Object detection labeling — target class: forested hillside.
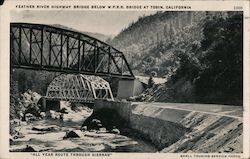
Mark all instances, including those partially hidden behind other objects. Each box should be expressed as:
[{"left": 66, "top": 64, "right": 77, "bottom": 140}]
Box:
[
  {"left": 53, "top": 24, "right": 112, "bottom": 42},
  {"left": 111, "top": 11, "right": 204, "bottom": 76},
  {"left": 112, "top": 11, "right": 243, "bottom": 105}
]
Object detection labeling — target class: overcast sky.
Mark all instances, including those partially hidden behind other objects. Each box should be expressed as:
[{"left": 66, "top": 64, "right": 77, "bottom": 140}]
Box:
[{"left": 11, "top": 10, "right": 156, "bottom": 35}]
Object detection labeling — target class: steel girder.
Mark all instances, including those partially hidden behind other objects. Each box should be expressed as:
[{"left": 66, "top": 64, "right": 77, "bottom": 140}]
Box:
[
  {"left": 10, "top": 23, "right": 135, "bottom": 79},
  {"left": 46, "top": 74, "right": 114, "bottom": 102}
]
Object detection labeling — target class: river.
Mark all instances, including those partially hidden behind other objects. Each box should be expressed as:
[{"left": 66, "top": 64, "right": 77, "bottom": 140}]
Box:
[{"left": 10, "top": 107, "right": 157, "bottom": 152}]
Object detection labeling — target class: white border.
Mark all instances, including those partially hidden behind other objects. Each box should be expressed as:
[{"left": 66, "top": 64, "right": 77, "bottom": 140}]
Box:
[{"left": 0, "top": 1, "right": 249, "bottom": 159}]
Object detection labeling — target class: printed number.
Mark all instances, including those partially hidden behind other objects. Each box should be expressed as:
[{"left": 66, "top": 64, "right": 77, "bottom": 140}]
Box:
[{"left": 234, "top": 6, "right": 243, "bottom": 10}]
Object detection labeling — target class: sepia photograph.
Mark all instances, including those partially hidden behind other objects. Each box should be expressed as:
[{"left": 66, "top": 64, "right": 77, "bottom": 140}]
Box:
[{"left": 8, "top": 9, "right": 244, "bottom": 154}]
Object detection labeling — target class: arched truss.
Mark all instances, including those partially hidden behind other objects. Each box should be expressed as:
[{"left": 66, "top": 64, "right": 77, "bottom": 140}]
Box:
[
  {"left": 10, "top": 23, "right": 134, "bottom": 79},
  {"left": 46, "top": 74, "right": 114, "bottom": 103}
]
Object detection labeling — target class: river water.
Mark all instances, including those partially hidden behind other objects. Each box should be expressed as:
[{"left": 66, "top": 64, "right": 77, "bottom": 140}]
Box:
[{"left": 10, "top": 110, "right": 157, "bottom": 152}]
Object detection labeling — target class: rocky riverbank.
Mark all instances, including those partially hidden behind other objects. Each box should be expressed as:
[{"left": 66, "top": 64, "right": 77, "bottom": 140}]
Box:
[{"left": 10, "top": 104, "right": 157, "bottom": 152}]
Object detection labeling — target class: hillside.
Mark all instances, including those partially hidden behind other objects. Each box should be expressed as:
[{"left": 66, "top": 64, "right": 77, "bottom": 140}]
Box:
[
  {"left": 112, "top": 11, "right": 243, "bottom": 105},
  {"left": 53, "top": 24, "right": 112, "bottom": 42},
  {"left": 111, "top": 11, "right": 205, "bottom": 76}
]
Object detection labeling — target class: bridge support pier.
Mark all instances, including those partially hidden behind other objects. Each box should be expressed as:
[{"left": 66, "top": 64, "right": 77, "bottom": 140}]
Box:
[
  {"left": 40, "top": 97, "right": 46, "bottom": 112},
  {"left": 117, "top": 79, "right": 145, "bottom": 99},
  {"left": 39, "top": 97, "right": 60, "bottom": 112},
  {"left": 46, "top": 100, "right": 60, "bottom": 111}
]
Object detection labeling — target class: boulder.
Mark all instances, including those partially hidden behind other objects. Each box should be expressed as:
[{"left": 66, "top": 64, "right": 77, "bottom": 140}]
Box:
[
  {"left": 87, "top": 119, "right": 103, "bottom": 130},
  {"left": 97, "top": 127, "right": 107, "bottom": 133},
  {"left": 50, "top": 110, "right": 60, "bottom": 119},
  {"left": 63, "top": 130, "right": 80, "bottom": 139},
  {"left": 25, "top": 113, "right": 36, "bottom": 122},
  {"left": 32, "top": 126, "right": 57, "bottom": 132},
  {"left": 110, "top": 128, "right": 120, "bottom": 134},
  {"left": 81, "top": 108, "right": 128, "bottom": 131},
  {"left": 59, "top": 108, "right": 69, "bottom": 114},
  {"left": 80, "top": 126, "right": 87, "bottom": 132},
  {"left": 92, "top": 119, "right": 101, "bottom": 124},
  {"left": 40, "top": 112, "right": 46, "bottom": 118},
  {"left": 13, "top": 131, "right": 25, "bottom": 139},
  {"left": 25, "top": 113, "right": 34, "bottom": 118},
  {"left": 23, "top": 145, "right": 36, "bottom": 152},
  {"left": 12, "top": 119, "right": 21, "bottom": 126}
]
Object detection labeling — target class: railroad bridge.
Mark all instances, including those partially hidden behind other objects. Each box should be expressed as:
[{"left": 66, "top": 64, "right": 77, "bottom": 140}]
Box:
[{"left": 10, "top": 23, "right": 138, "bottom": 106}]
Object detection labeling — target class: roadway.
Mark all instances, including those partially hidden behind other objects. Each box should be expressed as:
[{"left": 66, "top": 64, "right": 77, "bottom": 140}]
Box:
[{"left": 132, "top": 102, "right": 243, "bottom": 120}]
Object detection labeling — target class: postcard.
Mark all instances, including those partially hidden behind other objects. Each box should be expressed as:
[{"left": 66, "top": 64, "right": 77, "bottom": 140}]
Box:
[{"left": 0, "top": 0, "right": 249, "bottom": 159}]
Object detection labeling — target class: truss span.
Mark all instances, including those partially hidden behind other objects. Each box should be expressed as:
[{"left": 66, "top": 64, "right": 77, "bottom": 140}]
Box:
[
  {"left": 46, "top": 74, "right": 114, "bottom": 103},
  {"left": 10, "top": 23, "right": 134, "bottom": 79}
]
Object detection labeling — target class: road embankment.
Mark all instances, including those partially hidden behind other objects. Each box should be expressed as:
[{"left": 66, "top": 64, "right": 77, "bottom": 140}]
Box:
[{"left": 94, "top": 100, "right": 243, "bottom": 153}]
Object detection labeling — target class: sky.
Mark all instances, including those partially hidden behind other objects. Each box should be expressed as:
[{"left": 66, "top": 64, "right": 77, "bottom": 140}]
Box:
[{"left": 11, "top": 10, "right": 156, "bottom": 36}]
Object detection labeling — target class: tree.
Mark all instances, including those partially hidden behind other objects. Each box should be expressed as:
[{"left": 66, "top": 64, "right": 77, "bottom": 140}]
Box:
[
  {"left": 195, "top": 13, "right": 243, "bottom": 105},
  {"left": 148, "top": 71, "right": 157, "bottom": 88}
]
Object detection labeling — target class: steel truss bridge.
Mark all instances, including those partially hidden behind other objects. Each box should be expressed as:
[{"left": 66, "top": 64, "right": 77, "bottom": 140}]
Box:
[
  {"left": 10, "top": 23, "right": 134, "bottom": 79},
  {"left": 46, "top": 74, "right": 114, "bottom": 103}
]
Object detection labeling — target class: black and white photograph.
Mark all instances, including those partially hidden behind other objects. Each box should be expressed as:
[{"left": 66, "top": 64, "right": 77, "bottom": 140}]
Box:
[{"left": 7, "top": 6, "right": 246, "bottom": 156}]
